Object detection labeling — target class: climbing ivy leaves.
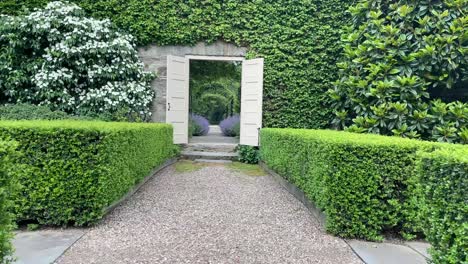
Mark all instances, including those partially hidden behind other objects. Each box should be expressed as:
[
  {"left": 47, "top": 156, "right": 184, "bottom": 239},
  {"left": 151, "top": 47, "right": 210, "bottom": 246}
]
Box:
[{"left": 0, "top": 0, "right": 353, "bottom": 129}]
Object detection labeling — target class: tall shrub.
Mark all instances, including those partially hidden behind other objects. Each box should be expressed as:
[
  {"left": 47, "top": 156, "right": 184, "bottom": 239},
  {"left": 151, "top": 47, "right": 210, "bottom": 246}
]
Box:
[
  {"left": 0, "top": 2, "right": 154, "bottom": 120},
  {"left": 329, "top": 0, "right": 467, "bottom": 143}
]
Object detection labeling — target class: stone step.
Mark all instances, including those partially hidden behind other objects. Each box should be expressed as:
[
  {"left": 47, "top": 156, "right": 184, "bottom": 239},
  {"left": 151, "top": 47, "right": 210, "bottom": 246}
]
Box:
[
  {"left": 209, "top": 125, "right": 222, "bottom": 134},
  {"left": 184, "top": 143, "right": 237, "bottom": 153},
  {"left": 194, "top": 159, "right": 233, "bottom": 164},
  {"left": 181, "top": 151, "right": 238, "bottom": 161},
  {"left": 190, "top": 135, "right": 238, "bottom": 144}
]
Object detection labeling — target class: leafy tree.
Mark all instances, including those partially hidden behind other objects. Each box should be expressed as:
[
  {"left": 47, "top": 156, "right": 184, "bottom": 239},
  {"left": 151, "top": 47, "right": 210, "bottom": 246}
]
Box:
[
  {"left": 0, "top": 1, "right": 154, "bottom": 120},
  {"left": 330, "top": 0, "right": 468, "bottom": 143}
]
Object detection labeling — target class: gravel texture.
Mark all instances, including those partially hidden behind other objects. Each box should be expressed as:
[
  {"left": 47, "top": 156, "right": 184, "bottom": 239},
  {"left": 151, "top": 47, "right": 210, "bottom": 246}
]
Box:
[{"left": 56, "top": 164, "right": 362, "bottom": 264}]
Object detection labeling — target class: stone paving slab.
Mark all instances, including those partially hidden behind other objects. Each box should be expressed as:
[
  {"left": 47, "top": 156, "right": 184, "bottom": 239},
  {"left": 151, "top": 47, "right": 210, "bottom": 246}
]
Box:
[
  {"left": 181, "top": 150, "right": 238, "bottom": 160},
  {"left": 56, "top": 164, "right": 362, "bottom": 264},
  {"left": 185, "top": 143, "right": 237, "bottom": 153},
  {"left": 194, "top": 158, "right": 233, "bottom": 164},
  {"left": 190, "top": 135, "right": 239, "bottom": 144},
  {"left": 347, "top": 240, "right": 428, "bottom": 264},
  {"left": 405, "top": 241, "right": 431, "bottom": 259},
  {"left": 13, "top": 229, "right": 85, "bottom": 264}
]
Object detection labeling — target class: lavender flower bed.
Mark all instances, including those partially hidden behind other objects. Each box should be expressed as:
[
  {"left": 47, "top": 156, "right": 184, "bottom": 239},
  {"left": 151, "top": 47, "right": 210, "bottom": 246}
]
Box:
[
  {"left": 190, "top": 114, "right": 210, "bottom": 136},
  {"left": 220, "top": 115, "right": 240, "bottom": 137}
]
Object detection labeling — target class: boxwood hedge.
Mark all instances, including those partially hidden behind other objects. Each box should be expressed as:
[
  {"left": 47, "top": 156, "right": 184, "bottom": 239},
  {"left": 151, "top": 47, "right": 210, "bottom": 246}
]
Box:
[
  {"left": 260, "top": 128, "right": 459, "bottom": 241},
  {"left": 0, "top": 140, "right": 18, "bottom": 263},
  {"left": 261, "top": 128, "right": 468, "bottom": 262},
  {"left": 418, "top": 148, "right": 467, "bottom": 264},
  {"left": 0, "top": 120, "right": 175, "bottom": 226}
]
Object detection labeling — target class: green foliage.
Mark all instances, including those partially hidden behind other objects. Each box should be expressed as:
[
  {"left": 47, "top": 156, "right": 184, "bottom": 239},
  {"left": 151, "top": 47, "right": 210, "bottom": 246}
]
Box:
[
  {"left": 417, "top": 148, "right": 468, "bottom": 264},
  {"left": 0, "top": 0, "right": 352, "bottom": 129},
  {"left": 0, "top": 104, "right": 70, "bottom": 120},
  {"left": 0, "top": 120, "right": 175, "bottom": 226},
  {"left": 174, "top": 160, "right": 204, "bottom": 173},
  {"left": 0, "top": 140, "right": 18, "bottom": 264},
  {"left": 190, "top": 60, "right": 241, "bottom": 84},
  {"left": 0, "top": 2, "right": 155, "bottom": 120},
  {"left": 0, "top": 103, "right": 144, "bottom": 122},
  {"left": 26, "top": 223, "right": 39, "bottom": 231},
  {"left": 260, "top": 128, "right": 454, "bottom": 240},
  {"left": 190, "top": 61, "right": 241, "bottom": 124},
  {"left": 330, "top": 0, "right": 468, "bottom": 143},
  {"left": 237, "top": 145, "right": 259, "bottom": 164},
  {"left": 228, "top": 162, "right": 266, "bottom": 176}
]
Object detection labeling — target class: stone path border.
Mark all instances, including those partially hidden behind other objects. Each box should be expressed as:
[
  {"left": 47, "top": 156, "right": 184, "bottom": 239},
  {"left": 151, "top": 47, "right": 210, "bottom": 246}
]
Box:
[
  {"left": 259, "top": 161, "right": 327, "bottom": 230},
  {"left": 103, "top": 158, "right": 177, "bottom": 214},
  {"left": 13, "top": 229, "right": 85, "bottom": 264}
]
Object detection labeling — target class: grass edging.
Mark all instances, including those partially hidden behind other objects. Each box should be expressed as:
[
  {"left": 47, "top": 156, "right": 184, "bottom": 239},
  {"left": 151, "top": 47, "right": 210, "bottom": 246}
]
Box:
[
  {"left": 259, "top": 161, "right": 326, "bottom": 230},
  {"left": 103, "top": 158, "right": 177, "bottom": 215}
]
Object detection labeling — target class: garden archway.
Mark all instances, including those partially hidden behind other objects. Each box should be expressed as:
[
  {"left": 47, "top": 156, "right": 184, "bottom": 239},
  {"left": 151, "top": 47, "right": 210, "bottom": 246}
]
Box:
[{"left": 139, "top": 40, "right": 264, "bottom": 146}]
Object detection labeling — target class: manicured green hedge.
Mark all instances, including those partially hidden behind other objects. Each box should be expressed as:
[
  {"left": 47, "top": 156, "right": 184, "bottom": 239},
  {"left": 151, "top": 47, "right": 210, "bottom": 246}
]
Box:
[
  {"left": 0, "top": 140, "right": 18, "bottom": 263},
  {"left": 0, "top": 120, "right": 175, "bottom": 226},
  {"left": 260, "top": 128, "right": 444, "bottom": 240},
  {"left": 0, "top": 0, "right": 352, "bottom": 129},
  {"left": 418, "top": 148, "right": 467, "bottom": 264}
]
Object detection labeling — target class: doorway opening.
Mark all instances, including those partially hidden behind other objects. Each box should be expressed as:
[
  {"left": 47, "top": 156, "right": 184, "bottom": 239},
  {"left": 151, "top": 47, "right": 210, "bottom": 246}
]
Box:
[
  {"left": 166, "top": 55, "right": 263, "bottom": 146},
  {"left": 189, "top": 59, "right": 241, "bottom": 144}
]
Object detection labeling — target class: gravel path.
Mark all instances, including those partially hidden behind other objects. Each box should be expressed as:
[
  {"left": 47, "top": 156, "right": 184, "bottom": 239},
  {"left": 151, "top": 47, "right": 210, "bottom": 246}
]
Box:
[{"left": 56, "top": 163, "right": 362, "bottom": 264}]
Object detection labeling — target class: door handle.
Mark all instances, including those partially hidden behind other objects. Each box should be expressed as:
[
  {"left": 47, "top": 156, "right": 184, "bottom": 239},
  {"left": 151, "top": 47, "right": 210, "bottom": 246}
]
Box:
[{"left": 168, "top": 103, "right": 171, "bottom": 111}]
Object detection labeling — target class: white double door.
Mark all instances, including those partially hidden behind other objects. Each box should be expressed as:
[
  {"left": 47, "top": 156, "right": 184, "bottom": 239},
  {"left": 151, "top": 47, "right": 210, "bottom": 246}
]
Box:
[{"left": 166, "top": 55, "right": 263, "bottom": 146}]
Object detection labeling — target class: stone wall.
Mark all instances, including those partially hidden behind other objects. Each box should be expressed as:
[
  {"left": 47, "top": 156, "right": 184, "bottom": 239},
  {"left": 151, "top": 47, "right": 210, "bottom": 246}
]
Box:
[{"left": 138, "top": 40, "right": 247, "bottom": 123}]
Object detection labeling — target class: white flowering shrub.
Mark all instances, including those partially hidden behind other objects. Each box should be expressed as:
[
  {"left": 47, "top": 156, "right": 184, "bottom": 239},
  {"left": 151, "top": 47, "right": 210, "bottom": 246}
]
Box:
[{"left": 0, "top": 1, "right": 154, "bottom": 120}]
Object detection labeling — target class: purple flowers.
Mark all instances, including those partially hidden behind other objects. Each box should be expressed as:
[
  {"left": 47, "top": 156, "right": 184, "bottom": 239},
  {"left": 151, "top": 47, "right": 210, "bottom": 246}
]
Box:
[
  {"left": 220, "top": 115, "right": 240, "bottom": 137},
  {"left": 190, "top": 113, "right": 210, "bottom": 136}
]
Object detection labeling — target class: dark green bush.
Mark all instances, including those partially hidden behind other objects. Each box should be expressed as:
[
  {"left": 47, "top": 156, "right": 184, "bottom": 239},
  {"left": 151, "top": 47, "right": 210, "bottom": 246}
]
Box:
[
  {"left": 0, "top": 104, "right": 70, "bottom": 120},
  {"left": 330, "top": 0, "right": 467, "bottom": 143},
  {"left": 0, "top": 0, "right": 353, "bottom": 129},
  {"left": 237, "top": 145, "right": 259, "bottom": 164},
  {"left": 0, "top": 103, "right": 151, "bottom": 123},
  {"left": 418, "top": 148, "right": 468, "bottom": 264},
  {"left": 0, "top": 120, "right": 175, "bottom": 226},
  {"left": 260, "top": 128, "right": 450, "bottom": 240},
  {"left": 0, "top": 140, "right": 18, "bottom": 264}
]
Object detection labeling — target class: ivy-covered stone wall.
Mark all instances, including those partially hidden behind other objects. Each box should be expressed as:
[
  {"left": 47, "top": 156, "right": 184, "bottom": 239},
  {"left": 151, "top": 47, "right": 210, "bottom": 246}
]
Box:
[
  {"left": 0, "top": 0, "right": 352, "bottom": 129},
  {"left": 138, "top": 40, "right": 247, "bottom": 123}
]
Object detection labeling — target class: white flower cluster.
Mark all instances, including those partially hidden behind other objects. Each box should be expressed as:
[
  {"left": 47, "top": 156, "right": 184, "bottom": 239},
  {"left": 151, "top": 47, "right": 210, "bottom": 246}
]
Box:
[
  {"left": 80, "top": 81, "right": 154, "bottom": 113},
  {"left": 12, "top": 1, "right": 155, "bottom": 117}
]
